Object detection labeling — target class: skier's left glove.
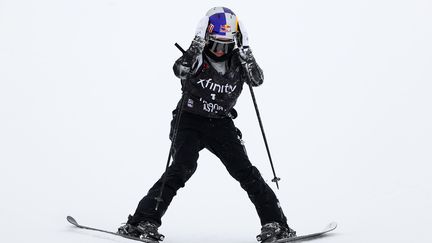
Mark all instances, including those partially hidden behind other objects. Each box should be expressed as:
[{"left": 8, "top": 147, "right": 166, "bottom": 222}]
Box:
[
  {"left": 236, "top": 20, "right": 264, "bottom": 86},
  {"left": 237, "top": 20, "right": 256, "bottom": 66}
]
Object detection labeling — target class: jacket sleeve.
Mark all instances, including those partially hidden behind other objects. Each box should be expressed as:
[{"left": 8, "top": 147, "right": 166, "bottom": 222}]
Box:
[{"left": 173, "top": 36, "right": 205, "bottom": 79}]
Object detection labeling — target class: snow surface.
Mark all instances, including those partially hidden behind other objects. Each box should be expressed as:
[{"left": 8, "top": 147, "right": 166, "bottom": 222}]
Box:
[{"left": 1, "top": 0, "right": 431, "bottom": 242}]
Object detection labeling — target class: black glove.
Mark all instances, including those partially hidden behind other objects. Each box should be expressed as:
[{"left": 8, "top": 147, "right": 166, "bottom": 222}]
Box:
[
  {"left": 173, "top": 16, "right": 208, "bottom": 79},
  {"left": 238, "top": 47, "right": 264, "bottom": 86},
  {"left": 238, "top": 47, "right": 254, "bottom": 65},
  {"left": 183, "top": 36, "right": 206, "bottom": 69}
]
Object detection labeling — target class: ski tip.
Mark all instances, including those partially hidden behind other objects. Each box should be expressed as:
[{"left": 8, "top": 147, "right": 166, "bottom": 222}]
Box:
[
  {"left": 326, "top": 222, "right": 338, "bottom": 231},
  {"left": 67, "top": 216, "right": 78, "bottom": 226}
]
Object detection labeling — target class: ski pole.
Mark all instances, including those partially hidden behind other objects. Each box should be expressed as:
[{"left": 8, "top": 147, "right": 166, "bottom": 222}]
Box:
[
  {"left": 154, "top": 95, "right": 185, "bottom": 211},
  {"left": 154, "top": 43, "right": 187, "bottom": 211},
  {"left": 242, "top": 63, "right": 281, "bottom": 189}
]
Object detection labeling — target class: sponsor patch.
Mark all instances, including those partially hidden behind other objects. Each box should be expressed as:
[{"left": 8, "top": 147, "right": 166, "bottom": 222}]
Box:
[
  {"left": 208, "top": 24, "right": 214, "bottom": 33},
  {"left": 220, "top": 24, "right": 231, "bottom": 33},
  {"left": 187, "top": 99, "right": 194, "bottom": 108}
]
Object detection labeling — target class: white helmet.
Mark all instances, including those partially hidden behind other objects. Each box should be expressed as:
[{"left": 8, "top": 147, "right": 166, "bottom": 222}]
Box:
[{"left": 206, "top": 7, "right": 239, "bottom": 41}]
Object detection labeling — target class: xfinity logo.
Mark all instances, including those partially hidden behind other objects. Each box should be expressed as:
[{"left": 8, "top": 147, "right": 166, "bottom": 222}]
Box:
[{"left": 197, "top": 78, "right": 237, "bottom": 94}]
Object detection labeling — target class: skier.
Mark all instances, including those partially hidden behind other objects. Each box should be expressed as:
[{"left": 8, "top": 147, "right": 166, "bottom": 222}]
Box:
[{"left": 117, "top": 7, "right": 296, "bottom": 243}]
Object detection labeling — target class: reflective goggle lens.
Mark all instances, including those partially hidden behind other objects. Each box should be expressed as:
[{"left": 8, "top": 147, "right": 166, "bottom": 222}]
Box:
[{"left": 208, "top": 39, "right": 235, "bottom": 54}]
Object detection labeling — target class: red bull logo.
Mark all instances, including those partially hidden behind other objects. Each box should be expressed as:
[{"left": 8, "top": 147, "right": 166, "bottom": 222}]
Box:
[{"left": 220, "top": 24, "right": 231, "bottom": 33}]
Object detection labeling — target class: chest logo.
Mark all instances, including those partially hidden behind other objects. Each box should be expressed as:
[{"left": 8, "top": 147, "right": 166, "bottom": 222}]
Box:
[{"left": 197, "top": 78, "right": 237, "bottom": 94}]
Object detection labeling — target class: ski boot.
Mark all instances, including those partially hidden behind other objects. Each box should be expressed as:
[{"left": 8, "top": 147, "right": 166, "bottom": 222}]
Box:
[
  {"left": 256, "top": 222, "right": 296, "bottom": 242},
  {"left": 118, "top": 216, "right": 165, "bottom": 242}
]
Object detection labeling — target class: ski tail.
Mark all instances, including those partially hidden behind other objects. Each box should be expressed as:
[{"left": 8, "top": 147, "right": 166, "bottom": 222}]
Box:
[{"left": 66, "top": 216, "right": 157, "bottom": 243}]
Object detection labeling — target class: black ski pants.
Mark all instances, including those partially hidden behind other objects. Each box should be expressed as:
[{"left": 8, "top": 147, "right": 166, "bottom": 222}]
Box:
[{"left": 129, "top": 111, "right": 288, "bottom": 228}]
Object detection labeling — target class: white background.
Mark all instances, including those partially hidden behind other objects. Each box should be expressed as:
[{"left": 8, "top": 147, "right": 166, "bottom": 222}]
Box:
[{"left": 1, "top": 0, "right": 431, "bottom": 242}]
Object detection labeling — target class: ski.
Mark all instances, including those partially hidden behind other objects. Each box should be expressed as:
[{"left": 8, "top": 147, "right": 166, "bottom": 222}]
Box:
[
  {"left": 270, "top": 222, "right": 337, "bottom": 242},
  {"left": 67, "top": 215, "right": 336, "bottom": 243},
  {"left": 66, "top": 216, "right": 158, "bottom": 243}
]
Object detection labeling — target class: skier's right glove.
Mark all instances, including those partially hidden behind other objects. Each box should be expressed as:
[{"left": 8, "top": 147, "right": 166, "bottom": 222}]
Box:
[{"left": 173, "top": 16, "right": 208, "bottom": 79}]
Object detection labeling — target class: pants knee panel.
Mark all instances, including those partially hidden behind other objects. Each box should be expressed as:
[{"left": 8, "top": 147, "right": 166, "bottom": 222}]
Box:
[
  {"left": 169, "top": 162, "right": 198, "bottom": 183},
  {"left": 234, "top": 166, "right": 263, "bottom": 188}
]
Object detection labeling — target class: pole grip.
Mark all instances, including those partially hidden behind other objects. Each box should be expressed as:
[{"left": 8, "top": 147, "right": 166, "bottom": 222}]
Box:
[
  {"left": 155, "top": 42, "right": 186, "bottom": 211},
  {"left": 175, "top": 43, "right": 186, "bottom": 53}
]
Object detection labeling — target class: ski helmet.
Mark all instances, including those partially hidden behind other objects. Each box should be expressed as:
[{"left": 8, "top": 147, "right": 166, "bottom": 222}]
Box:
[{"left": 206, "top": 7, "right": 239, "bottom": 41}]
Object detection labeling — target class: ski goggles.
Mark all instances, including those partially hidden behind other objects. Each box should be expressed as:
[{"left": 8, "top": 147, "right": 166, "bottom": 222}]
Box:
[{"left": 207, "top": 38, "right": 236, "bottom": 54}]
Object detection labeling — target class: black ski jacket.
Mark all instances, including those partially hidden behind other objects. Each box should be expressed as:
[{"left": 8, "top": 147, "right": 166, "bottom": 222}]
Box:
[{"left": 173, "top": 48, "right": 264, "bottom": 119}]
